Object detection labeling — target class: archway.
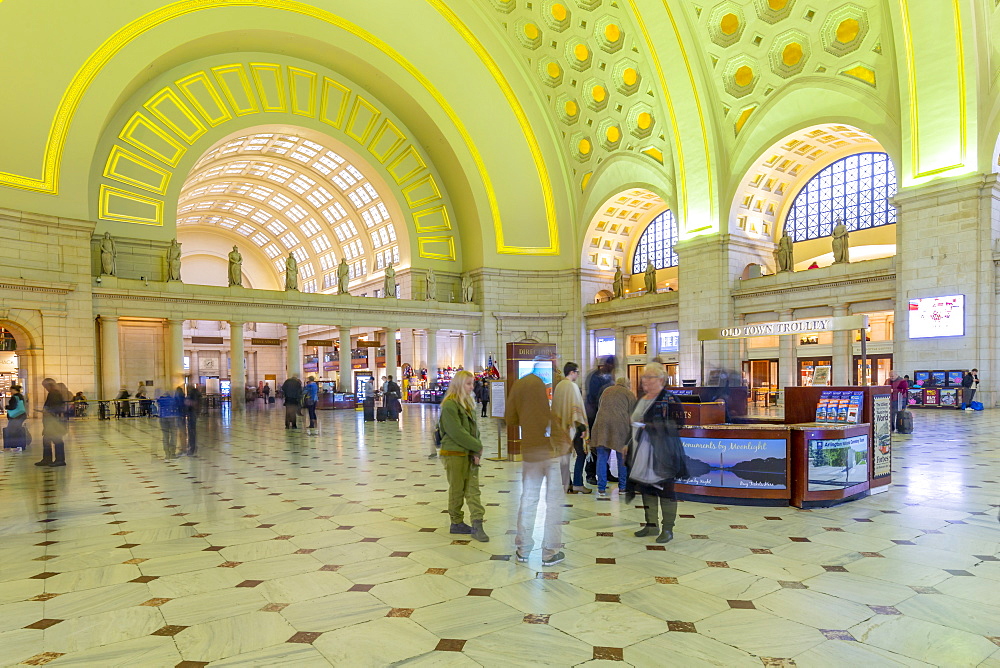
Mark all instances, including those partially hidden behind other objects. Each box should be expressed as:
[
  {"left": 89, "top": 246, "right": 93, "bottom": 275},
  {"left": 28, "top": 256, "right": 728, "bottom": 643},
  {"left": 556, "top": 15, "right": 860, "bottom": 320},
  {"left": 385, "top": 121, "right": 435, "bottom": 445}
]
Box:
[{"left": 730, "top": 123, "right": 897, "bottom": 270}]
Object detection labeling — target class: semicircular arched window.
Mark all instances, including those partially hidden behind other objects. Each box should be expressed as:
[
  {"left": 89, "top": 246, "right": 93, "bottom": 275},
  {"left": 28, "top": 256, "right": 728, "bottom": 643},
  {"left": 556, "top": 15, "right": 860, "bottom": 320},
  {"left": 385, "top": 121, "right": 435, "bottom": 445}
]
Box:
[
  {"left": 631, "top": 209, "right": 678, "bottom": 274},
  {"left": 784, "top": 151, "right": 897, "bottom": 242}
]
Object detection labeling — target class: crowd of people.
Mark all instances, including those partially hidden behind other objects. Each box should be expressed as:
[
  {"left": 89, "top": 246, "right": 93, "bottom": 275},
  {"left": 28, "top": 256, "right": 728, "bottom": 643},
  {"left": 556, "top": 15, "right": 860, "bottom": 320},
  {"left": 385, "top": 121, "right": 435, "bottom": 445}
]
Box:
[{"left": 439, "top": 357, "right": 687, "bottom": 565}]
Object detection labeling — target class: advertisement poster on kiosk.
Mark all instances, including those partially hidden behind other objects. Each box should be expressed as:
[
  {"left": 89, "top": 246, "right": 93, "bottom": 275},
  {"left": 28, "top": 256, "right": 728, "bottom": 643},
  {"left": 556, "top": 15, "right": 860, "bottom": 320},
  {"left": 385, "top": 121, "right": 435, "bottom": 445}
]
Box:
[
  {"left": 872, "top": 394, "right": 891, "bottom": 478},
  {"left": 677, "top": 437, "right": 787, "bottom": 489}
]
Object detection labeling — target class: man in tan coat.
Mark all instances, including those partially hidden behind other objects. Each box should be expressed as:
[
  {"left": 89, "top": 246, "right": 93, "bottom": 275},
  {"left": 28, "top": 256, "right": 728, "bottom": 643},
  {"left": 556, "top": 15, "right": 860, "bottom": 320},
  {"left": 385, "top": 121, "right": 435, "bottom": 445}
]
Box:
[{"left": 507, "top": 360, "right": 565, "bottom": 566}]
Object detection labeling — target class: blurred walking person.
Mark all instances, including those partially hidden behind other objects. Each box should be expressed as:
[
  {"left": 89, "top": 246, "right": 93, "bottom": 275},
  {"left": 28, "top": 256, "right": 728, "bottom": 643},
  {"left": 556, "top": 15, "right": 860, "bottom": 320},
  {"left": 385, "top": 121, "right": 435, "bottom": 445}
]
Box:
[
  {"left": 282, "top": 374, "right": 302, "bottom": 429},
  {"left": 553, "top": 362, "right": 589, "bottom": 494},
  {"left": 509, "top": 359, "right": 564, "bottom": 566},
  {"left": 625, "top": 363, "right": 688, "bottom": 544},
  {"left": 183, "top": 384, "right": 201, "bottom": 455},
  {"left": 156, "top": 388, "right": 183, "bottom": 459},
  {"left": 36, "top": 378, "right": 68, "bottom": 467},
  {"left": 591, "top": 377, "right": 637, "bottom": 499}
]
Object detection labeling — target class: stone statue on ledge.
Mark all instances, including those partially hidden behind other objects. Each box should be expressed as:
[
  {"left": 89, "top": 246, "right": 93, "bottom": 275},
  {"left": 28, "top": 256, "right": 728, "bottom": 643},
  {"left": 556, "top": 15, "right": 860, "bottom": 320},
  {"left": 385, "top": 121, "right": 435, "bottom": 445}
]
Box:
[
  {"left": 228, "top": 245, "right": 242, "bottom": 286},
  {"left": 643, "top": 261, "right": 657, "bottom": 294},
  {"left": 285, "top": 253, "right": 298, "bottom": 291},
  {"left": 384, "top": 263, "right": 396, "bottom": 298},
  {"left": 461, "top": 274, "right": 474, "bottom": 303},
  {"left": 100, "top": 232, "right": 116, "bottom": 276},
  {"left": 166, "top": 239, "right": 182, "bottom": 282},
  {"left": 612, "top": 266, "right": 624, "bottom": 300},
  {"left": 832, "top": 221, "right": 850, "bottom": 264},
  {"left": 337, "top": 257, "right": 350, "bottom": 295},
  {"left": 775, "top": 233, "right": 793, "bottom": 273},
  {"left": 425, "top": 268, "right": 437, "bottom": 301}
]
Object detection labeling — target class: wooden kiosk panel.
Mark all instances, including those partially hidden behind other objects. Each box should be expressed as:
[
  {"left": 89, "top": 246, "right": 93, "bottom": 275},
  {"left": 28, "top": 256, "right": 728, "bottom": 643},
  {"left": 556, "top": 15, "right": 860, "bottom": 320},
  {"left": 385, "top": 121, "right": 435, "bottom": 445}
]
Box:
[{"left": 676, "top": 425, "right": 791, "bottom": 501}]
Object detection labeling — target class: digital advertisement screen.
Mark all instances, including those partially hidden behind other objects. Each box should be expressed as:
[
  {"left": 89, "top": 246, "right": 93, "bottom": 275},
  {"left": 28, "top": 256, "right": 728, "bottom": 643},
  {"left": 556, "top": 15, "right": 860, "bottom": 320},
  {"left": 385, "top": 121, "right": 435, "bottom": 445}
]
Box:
[
  {"left": 595, "top": 336, "right": 615, "bottom": 358},
  {"left": 658, "top": 330, "right": 680, "bottom": 353},
  {"left": 908, "top": 295, "right": 964, "bottom": 338},
  {"left": 516, "top": 361, "right": 552, "bottom": 385}
]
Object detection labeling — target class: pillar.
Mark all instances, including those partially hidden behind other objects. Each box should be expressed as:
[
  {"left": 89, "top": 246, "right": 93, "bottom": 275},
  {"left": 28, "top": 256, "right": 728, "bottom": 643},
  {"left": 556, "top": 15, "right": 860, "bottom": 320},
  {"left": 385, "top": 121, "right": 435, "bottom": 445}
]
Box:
[
  {"left": 832, "top": 305, "right": 851, "bottom": 386},
  {"left": 100, "top": 316, "right": 121, "bottom": 399},
  {"left": 229, "top": 321, "right": 245, "bottom": 409},
  {"left": 286, "top": 323, "right": 301, "bottom": 379},
  {"left": 614, "top": 327, "right": 626, "bottom": 369},
  {"left": 426, "top": 328, "right": 438, "bottom": 386},
  {"left": 167, "top": 318, "right": 184, "bottom": 389},
  {"left": 385, "top": 327, "right": 398, "bottom": 379},
  {"left": 778, "top": 310, "right": 797, "bottom": 389},
  {"left": 337, "top": 325, "right": 350, "bottom": 392},
  {"left": 647, "top": 322, "right": 658, "bottom": 362}
]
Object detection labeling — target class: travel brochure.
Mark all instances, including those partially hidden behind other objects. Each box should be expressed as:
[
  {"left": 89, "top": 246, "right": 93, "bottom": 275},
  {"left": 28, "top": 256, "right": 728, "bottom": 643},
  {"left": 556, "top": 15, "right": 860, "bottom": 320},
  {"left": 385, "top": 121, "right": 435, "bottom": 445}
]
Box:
[{"left": 815, "top": 391, "right": 864, "bottom": 424}]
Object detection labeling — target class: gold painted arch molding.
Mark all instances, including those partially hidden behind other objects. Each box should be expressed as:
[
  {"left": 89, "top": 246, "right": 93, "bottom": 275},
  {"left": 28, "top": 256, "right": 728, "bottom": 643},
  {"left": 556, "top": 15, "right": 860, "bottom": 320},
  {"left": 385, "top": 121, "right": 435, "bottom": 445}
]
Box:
[
  {"left": 0, "top": 0, "right": 559, "bottom": 256},
  {"left": 99, "top": 61, "right": 458, "bottom": 262}
]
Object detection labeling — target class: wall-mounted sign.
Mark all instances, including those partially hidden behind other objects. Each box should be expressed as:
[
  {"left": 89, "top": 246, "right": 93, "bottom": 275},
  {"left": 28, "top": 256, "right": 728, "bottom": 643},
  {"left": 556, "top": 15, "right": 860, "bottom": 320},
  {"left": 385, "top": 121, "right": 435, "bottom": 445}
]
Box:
[
  {"left": 356, "top": 340, "right": 381, "bottom": 348},
  {"left": 658, "top": 330, "right": 679, "bottom": 353},
  {"left": 250, "top": 338, "right": 281, "bottom": 346},
  {"left": 191, "top": 336, "right": 224, "bottom": 344},
  {"left": 0, "top": 352, "right": 18, "bottom": 373},
  {"left": 305, "top": 339, "right": 334, "bottom": 347},
  {"left": 595, "top": 336, "right": 615, "bottom": 358},
  {"left": 699, "top": 315, "right": 868, "bottom": 341}
]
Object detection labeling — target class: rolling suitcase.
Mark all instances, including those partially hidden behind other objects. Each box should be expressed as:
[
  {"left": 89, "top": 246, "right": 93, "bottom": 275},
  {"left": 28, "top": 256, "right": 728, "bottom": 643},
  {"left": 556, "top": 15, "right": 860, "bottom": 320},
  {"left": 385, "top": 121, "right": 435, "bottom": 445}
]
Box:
[
  {"left": 376, "top": 407, "right": 387, "bottom": 422},
  {"left": 363, "top": 398, "right": 375, "bottom": 422},
  {"left": 896, "top": 409, "right": 913, "bottom": 434},
  {"left": 2, "top": 424, "right": 30, "bottom": 450}
]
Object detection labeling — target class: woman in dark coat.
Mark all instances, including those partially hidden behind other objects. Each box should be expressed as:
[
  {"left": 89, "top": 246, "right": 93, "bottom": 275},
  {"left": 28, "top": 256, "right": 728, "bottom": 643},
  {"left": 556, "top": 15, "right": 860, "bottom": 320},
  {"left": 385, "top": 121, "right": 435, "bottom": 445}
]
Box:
[{"left": 625, "top": 362, "right": 688, "bottom": 544}]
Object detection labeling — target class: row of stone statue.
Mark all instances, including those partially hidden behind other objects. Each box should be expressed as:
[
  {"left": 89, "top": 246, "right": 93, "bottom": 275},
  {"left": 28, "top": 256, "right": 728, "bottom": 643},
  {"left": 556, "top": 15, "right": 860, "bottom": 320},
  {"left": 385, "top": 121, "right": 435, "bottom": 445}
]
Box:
[
  {"left": 775, "top": 222, "right": 850, "bottom": 273},
  {"left": 602, "top": 223, "right": 852, "bottom": 298},
  {"left": 98, "top": 232, "right": 475, "bottom": 303},
  {"left": 610, "top": 261, "right": 660, "bottom": 300}
]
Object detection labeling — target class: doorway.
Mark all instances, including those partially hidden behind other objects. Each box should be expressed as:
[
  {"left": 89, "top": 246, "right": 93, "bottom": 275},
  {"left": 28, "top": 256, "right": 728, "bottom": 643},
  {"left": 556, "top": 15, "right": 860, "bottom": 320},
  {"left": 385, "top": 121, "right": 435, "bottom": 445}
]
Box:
[{"left": 854, "top": 355, "right": 893, "bottom": 386}]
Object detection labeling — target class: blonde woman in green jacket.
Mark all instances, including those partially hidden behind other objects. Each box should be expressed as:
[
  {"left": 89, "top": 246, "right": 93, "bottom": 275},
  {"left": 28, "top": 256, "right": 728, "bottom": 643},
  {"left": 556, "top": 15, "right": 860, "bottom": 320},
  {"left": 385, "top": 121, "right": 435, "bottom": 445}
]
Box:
[{"left": 439, "top": 370, "right": 488, "bottom": 542}]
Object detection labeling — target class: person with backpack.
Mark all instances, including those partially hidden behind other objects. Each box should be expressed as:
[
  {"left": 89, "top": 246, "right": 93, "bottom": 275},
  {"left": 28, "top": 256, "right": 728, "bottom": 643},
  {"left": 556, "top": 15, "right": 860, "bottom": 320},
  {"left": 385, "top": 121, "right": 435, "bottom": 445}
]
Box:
[
  {"left": 4, "top": 384, "right": 28, "bottom": 451},
  {"left": 961, "top": 369, "right": 979, "bottom": 411},
  {"left": 282, "top": 374, "right": 303, "bottom": 429},
  {"left": 476, "top": 379, "right": 490, "bottom": 418},
  {"left": 36, "top": 378, "right": 68, "bottom": 467},
  {"left": 438, "top": 370, "right": 487, "bottom": 542},
  {"left": 384, "top": 375, "right": 402, "bottom": 420},
  {"left": 303, "top": 375, "right": 319, "bottom": 432}
]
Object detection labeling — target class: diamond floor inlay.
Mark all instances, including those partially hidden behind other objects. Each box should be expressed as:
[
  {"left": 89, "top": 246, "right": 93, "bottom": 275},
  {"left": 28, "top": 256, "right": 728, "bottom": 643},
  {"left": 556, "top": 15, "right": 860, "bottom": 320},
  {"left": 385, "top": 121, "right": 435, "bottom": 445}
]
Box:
[{"left": 0, "top": 404, "right": 996, "bottom": 666}]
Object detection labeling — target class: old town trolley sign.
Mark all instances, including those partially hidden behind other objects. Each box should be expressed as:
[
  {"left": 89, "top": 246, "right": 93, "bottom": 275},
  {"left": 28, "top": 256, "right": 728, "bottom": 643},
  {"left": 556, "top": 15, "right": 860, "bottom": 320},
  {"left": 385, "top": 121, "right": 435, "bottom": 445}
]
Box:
[{"left": 699, "top": 315, "right": 869, "bottom": 341}]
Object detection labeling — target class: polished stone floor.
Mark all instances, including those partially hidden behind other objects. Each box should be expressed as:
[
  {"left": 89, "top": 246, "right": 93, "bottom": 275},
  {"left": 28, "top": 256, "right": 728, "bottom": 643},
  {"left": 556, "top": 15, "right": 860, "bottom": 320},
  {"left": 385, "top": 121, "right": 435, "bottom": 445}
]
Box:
[{"left": 0, "top": 403, "right": 997, "bottom": 667}]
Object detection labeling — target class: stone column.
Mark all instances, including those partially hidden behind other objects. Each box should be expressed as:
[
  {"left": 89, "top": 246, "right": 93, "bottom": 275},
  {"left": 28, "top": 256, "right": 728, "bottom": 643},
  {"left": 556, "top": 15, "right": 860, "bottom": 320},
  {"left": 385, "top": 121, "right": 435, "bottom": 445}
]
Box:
[
  {"left": 337, "top": 325, "right": 350, "bottom": 392},
  {"left": 100, "top": 316, "right": 121, "bottom": 399},
  {"left": 426, "top": 328, "right": 438, "bottom": 385},
  {"left": 286, "top": 323, "right": 301, "bottom": 379},
  {"left": 167, "top": 318, "right": 185, "bottom": 389},
  {"left": 778, "top": 310, "right": 797, "bottom": 389},
  {"left": 229, "top": 321, "right": 245, "bottom": 410},
  {"left": 648, "top": 322, "right": 658, "bottom": 362},
  {"left": 614, "top": 327, "right": 626, "bottom": 369},
  {"left": 385, "top": 327, "right": 398, "bottom": 379},
  {"left": 832, "top": 305, "right": 851, "bottom": 386}
]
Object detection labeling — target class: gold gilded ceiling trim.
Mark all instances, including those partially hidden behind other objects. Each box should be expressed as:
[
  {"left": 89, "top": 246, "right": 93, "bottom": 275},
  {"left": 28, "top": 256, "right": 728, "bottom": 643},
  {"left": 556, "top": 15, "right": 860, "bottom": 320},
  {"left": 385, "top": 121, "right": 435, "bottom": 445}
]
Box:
[
  {"left": 2, "top": 0, "right": 551, "bottom": 256},
  {"left": 626, "top": 0, "right": 716, "bottom": 234},
  {"left": 898, "top": 0, "right": 967, "bottom": 180},
  {"left": 424, "top": 0, "right": 558, "bottom": 255}
]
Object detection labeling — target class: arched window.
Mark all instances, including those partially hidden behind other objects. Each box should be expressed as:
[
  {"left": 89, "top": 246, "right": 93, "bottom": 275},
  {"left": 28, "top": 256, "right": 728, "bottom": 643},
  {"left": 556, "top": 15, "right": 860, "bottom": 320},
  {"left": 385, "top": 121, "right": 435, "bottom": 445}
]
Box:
[
  {"left": 784, "top": 152, "right": 897, "bottom": 242},
  {"left": 632, "top": 209, "right": 678, "bottom": 274}
]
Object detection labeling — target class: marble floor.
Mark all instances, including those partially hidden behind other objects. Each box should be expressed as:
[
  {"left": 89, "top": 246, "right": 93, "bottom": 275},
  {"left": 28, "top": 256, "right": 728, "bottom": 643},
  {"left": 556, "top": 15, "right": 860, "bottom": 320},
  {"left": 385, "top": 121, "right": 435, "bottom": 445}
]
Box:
[{"left": 0, "top": 402, "right": 997, "bottom": 667}]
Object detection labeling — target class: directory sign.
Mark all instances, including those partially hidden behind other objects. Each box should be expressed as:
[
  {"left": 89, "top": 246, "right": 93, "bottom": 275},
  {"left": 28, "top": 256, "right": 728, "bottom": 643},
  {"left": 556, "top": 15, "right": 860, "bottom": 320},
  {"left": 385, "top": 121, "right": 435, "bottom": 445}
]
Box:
[
  {"left": 908, "top": 295, "right": 964, "bottom": 338},
  {"left": 596, "top": 336, "right": 615, "bottom": 358},
  {"left": 658, "top": 330, "right": 679, "bottom": 353}
]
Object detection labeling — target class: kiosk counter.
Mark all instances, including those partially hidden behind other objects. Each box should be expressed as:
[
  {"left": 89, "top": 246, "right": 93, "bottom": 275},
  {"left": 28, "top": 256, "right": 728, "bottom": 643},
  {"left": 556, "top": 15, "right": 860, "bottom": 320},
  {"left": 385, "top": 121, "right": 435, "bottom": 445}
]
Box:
[{"left": 673, "top": 386, "right": 891, "bottom": 508}]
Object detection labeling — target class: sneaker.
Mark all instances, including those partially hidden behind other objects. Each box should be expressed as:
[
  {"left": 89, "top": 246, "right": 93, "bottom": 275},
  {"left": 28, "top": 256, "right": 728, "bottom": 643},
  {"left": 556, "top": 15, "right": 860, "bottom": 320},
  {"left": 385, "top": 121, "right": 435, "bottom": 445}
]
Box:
[
  {"left": 965, "top": 407, "right": 974, "bottom": 411},
  {"left": 515, "top": 550, "right": 528, "bottom": 562},
  {"left": 449, "top": 522, "right": 473, "bottom": 534},
  {"left": 541, "top": 551, "right": 565, "bottom": 566},
  {"left": 596, "top": 491, "right": 610, "bottom": 500},
  {"left": 568, "top": 485, "right": 592, "bottom": 494}
]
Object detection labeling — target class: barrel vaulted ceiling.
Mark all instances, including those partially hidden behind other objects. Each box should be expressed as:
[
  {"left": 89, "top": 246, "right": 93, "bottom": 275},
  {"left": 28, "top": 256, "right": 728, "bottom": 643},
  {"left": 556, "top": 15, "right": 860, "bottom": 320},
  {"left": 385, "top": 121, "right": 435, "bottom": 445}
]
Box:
[{"left": 0, "top": 0, "right": 995, "bottom": 270}]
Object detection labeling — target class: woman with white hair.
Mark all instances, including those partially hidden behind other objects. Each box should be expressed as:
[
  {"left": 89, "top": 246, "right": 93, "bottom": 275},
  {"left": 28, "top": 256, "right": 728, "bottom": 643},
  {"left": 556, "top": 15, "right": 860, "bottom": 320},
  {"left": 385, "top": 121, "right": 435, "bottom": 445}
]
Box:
[{"left": 625, "top": 362, "right": 689, "bottom": 543}]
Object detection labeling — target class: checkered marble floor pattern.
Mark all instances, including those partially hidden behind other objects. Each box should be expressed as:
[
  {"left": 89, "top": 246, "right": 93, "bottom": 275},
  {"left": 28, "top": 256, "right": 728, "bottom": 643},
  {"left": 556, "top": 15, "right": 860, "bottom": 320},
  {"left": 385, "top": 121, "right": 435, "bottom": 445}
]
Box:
[{"left": 1, "top": 403, "right": 997, "bottom": 667}]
